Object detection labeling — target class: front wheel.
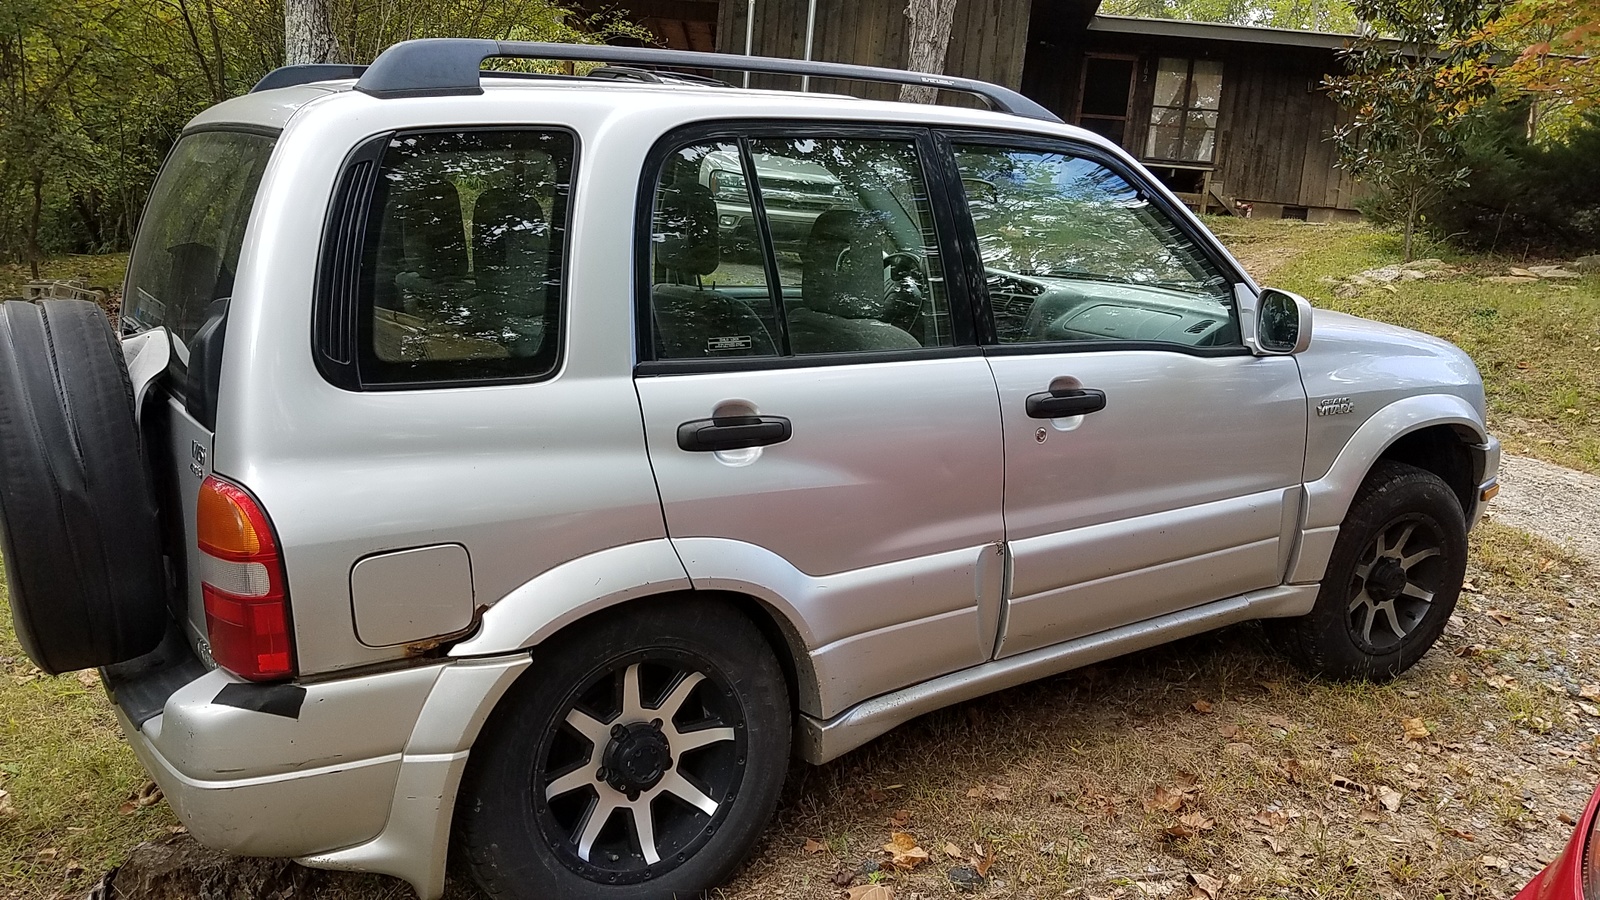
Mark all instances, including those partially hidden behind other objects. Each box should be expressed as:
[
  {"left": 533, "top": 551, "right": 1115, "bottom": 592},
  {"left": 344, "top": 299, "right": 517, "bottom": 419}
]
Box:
[
  {"left": 455, "top": 597, "right": 790, "bottom": 900},
  {"left": 1268, "top": 460, "right": 1468, "bottom": 681}
]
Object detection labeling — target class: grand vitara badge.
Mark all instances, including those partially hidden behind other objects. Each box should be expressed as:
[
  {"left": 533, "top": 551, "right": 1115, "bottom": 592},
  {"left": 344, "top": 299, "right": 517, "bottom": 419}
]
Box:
[{"left": 1316, "top": 397, "right": 1354, "bottom": 417}]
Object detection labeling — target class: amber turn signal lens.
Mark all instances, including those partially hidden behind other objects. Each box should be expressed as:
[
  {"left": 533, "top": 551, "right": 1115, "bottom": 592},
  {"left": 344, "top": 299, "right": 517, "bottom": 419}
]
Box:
[
  {"left": 1480, "top": 483, "right": 1500, "bottom": 503},
  {"left": 197, "top": 477, "right": 264, "bottom": 559}
]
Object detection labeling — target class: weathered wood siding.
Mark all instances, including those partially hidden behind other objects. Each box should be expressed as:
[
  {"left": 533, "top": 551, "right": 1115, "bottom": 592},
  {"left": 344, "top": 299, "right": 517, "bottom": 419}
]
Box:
[
  {"left": 715, "top": 0, "right": 1030, "bottom": 99},
  {"left": 1023, "top": 31, "right": 1362, "bottom": 211}
]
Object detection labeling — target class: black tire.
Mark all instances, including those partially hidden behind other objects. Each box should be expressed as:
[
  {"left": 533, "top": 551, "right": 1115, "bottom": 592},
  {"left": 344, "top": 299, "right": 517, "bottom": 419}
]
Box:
[
  {"left": 1269, "top": 460, "right": 1468, "bottom": 681},
  {"left": 0, "top": 299, "right": 166, "bottom": 674},
  {"left": 456, "top": 597, "right": 790, "bottom": 900}
]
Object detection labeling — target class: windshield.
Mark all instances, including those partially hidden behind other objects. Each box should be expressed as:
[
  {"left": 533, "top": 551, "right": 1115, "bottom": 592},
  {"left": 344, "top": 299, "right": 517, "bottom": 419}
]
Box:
[{"left": 123, "top": 130, "right": 276, "bottom": 361}]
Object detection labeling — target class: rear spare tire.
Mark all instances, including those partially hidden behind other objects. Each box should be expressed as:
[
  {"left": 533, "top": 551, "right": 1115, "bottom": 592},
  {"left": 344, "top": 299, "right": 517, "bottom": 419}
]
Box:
[{"left": 0, "top": 299, "right": 166, "bottom": 673}]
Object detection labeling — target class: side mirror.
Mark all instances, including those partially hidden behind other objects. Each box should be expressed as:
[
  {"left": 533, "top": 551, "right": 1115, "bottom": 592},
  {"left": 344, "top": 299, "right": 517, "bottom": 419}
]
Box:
[{"left": 1250, "top": 287, "right": 1313, "bottom": 355}]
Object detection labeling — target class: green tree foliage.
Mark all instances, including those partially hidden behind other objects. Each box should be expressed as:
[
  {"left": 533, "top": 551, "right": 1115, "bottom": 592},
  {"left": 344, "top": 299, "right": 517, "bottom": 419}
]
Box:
[
  {"left": 1326, "top": 0, "right": 1499, "bottom": 260},
  {"left": 0, "top": 0, "right": 637, "bottom": 277},
  {"left": 1101, "top": 0, "right": 1359, "bottom": 34},
  {"left": 1424, "top": 104, "right": 1600, "bottom": 254}
]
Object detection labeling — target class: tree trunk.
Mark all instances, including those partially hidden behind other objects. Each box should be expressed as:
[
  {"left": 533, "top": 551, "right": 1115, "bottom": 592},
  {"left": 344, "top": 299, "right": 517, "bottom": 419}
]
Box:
[
  {"left": 1403, "top": 194, "right": 1418, "bottom": 263},
  {"left": 27, "top": 169, "right": 43, "bottom": 281},
  {"left": 284, "top": 0, "right": 343, "bottom": 66},
  {"left": 900, "top": 0, "right": 958, "bottom": 104}
]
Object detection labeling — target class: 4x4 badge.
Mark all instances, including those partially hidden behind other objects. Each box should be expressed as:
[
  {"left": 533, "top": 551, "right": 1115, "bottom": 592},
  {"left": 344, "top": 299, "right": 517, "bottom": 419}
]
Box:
[
  {"left": 190, "top": 441, "right": 206, "bottom": 478},
  {"left": 1316, "top": 397, "right": 1354, "bottom": 417}
]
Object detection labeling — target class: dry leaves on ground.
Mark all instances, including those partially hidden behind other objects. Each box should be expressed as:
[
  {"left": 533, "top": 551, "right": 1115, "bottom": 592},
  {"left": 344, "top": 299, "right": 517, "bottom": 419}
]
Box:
[{"left": 882, "top": 832, "right": 929, "bottom": 870}]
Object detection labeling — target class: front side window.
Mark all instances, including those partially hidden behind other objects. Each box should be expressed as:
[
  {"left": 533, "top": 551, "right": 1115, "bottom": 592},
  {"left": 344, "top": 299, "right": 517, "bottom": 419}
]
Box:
[
  {"left": 1146, "top": 58, "right": 1223, "bottom": 163},
  {"left": 646, "top": 133, "right": 954, "bottom": 361},
  {"left": 124, "top": 130, "right": 276, "bottom": 360},
  {"left": 954, "top": 144, "right": 1237, "bottom": 347},
  {"left": 359, "top": 129, "right": 573, "bottom": 385}
]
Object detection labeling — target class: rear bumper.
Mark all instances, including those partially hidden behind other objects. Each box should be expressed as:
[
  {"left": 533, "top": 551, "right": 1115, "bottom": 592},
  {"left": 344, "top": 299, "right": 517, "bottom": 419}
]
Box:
[
  {"left": 1515, "top": 780, "right": 1598, "bottom": 900},
  {"left": 110, "top": 650, "right": 530, "bottom": 899}
]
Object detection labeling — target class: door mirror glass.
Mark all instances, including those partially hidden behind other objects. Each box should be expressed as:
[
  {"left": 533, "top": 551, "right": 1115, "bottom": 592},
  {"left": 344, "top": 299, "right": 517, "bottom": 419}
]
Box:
[{"left": 1256, "top": 288, "right": 1313, "bottom": 354}]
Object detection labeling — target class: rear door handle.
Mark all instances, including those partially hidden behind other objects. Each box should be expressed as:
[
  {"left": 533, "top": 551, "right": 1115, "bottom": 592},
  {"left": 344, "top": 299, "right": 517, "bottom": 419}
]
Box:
[
  {"left": 677, "top": 415, "right": 792, "bottom": 452},
  {"left": 1025, "top": 388, "right": 1107, "bottom": 419}
]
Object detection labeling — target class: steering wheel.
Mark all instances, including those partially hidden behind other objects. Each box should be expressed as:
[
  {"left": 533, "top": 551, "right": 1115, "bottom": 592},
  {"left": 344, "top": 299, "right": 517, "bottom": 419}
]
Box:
[{"left": 882, "top": 250, "right": 928, "bottom": 332}]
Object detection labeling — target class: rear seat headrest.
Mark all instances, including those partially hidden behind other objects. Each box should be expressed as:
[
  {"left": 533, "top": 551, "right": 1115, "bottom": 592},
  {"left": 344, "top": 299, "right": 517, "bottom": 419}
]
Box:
[{"left": 653, "top": 183, "right": 720, "bottom": 277}]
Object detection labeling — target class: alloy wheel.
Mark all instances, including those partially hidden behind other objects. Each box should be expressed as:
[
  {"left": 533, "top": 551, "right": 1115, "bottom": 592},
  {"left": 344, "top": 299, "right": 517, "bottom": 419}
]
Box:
[
  {"left": 533, "top": 651, "right": 746, "bottom": 884},
  {"left": 1346, "top": 514, "right": 1448, "bottom": 653}
]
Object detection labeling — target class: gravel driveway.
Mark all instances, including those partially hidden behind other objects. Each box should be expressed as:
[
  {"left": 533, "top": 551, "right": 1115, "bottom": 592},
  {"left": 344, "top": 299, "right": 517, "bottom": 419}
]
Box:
[{"left": 1489, "top": 454, "right": 1600, "bottom": 563}]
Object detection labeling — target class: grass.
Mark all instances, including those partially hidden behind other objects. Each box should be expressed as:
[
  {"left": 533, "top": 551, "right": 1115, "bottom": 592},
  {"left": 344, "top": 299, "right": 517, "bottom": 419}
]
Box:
[
  {"left": 1210, "top": 218, "right": 1600, "bottom": 474},
  {"left": 0, "top": 255, "right": 127, "bottom": 302},
  {"left": 1, "top": 223, "right": 1599, "bottom": 899}
]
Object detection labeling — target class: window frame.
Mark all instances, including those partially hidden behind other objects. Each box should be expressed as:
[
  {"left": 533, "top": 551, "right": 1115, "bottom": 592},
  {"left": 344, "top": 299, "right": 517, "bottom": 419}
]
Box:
[
  {"left": 313, "top": 125, "right": 580, "bottom": 392},
  {"left": 1143, "top": 57, "right": 1224, "bottom": 166},
  {"left": 936, "top": 128, "right": 1252, "bottom": 359},
  {"left": 632, "top": 120, "right": 982, "bottom": 377},
  {"left": 123, "top": 124, "right": 281, "bottom": 394}
]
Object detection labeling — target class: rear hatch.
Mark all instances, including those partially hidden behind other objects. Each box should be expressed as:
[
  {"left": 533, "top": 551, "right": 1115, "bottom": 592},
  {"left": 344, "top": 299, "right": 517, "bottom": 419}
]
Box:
[{"left": 121, "top": 129, "right": 276, "bottom": 663}]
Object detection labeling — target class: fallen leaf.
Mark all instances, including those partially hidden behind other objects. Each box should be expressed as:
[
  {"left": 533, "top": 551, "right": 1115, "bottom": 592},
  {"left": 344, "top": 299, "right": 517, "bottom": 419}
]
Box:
[
  {"left": 847, "top": 885, "right": 894, "bottom": 900},
  {"left": 1378, "top": 787, "right": 1403, "bottom": 812},
  {"left": 887, "top": 808, "right": 911, "bottom": 827},
  {"left": 1265, "top": 714, "right": 1292, "bottom": 731},
  {"left": 1262, "top": 834, "right": 1287, "bottom": 854},
  {"left": 1487, "top": 609, "right": 1514, "bottom": 625},
  {"left": 974, "top": 844, "right": 996, "bottom": 877},
  {"left": 1192, "top": 699, "right": 1214, "bottom": 714},
  {"left": 802, "top": 838, "right": 825, "bottom": 854},
  {"left": 76, "top": 670, "right": 99, "bottom": 688},
  {"left": 1560, "top": 812, "right": 1578, "bottom": 826},
  {"left": 1455, "top": 643, "right": 1486, "bottom": 657},
  {"left": 0, "top": 790, "right": 13, "bottom": 819},
  {"left": 1144, "top": 786, "right": 1187, "bottom": 813},
  {"left": 1281, "top": 759, "right": 1306, "bottom": 783},
  {"left": 1445, "top": 827, "right": 1476, "bottom": 841},
  {"left": 1218, "top": 723, "right": 1242, "bottom": 740},
  {"left": 1402, "top": 717, "right": 1431, "bottom": 741},
  {"left": 1482, "top": 855, "right": 1510, "bottom": 872},
  {"left": 1179, "top": 811, "right": 1216, "bottom": 832},
  {"left": 882, "top": 832, "right": 929, "bottom": 870},
  {"left": 1251, "top": 809, "right": 1290, "bottom": 830},
  {"left": 1581, "top": 684, "right": 1600, "bottom": 701},
  {"left": 1189, "top": 871, "right": 1225, "bottom": 899},
  {"left": 944, "top": 842, "right": 964, "bottom": 859},
  {"left": 866, "top": 787, "right": 889, "bottom": 804}
]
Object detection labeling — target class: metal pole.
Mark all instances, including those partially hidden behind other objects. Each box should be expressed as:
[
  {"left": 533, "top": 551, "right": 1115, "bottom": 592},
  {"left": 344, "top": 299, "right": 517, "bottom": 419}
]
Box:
[
  {"left": 743, "top": 0, "right": 755, "bottom": 88},
  {"left": 800, "top": 0, "right": 817, "bottom": 92}
]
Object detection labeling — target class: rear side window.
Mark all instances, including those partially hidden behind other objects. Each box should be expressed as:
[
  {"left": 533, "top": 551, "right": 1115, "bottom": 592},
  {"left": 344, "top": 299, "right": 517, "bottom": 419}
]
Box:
[
  {"left": 353, "top": 129, "right": 573, "bottom": 387},
  {"left": 123, "top": 130, "right": 275, "bottom": 357}
]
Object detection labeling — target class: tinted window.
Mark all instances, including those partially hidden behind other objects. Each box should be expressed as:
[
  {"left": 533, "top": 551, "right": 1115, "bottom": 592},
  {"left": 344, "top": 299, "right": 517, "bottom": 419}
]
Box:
[
  {"left": 124, "top": 131, "right": 275, "bottom": 357},
  {"left": 954, "top": 144, "right": 1237, "bottom": 348},
  {"left": 360, "top": 129, "right": 572, "bottom": 385},
  {"left": 646, "top": 134, "right": 953, "bottom": 360}
]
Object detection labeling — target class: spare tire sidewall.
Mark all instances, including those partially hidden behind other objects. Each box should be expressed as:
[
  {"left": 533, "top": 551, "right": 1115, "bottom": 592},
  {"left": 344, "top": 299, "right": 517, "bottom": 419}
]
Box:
[{"left": 0, "top": 299, "right": 167, "bottom": 673}]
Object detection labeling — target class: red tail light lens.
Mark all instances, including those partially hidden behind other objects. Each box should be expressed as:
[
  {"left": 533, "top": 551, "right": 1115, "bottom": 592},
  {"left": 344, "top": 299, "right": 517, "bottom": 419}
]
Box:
[{"left": 197, "top": 476, "right": 294, "bottom": 680}]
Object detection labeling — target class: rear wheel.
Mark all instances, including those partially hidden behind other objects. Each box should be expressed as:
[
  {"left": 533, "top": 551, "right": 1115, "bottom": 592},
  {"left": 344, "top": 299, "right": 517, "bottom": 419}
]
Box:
[
  {"left": 1269, "top": 460, "right": 1468, "bottom": 681},
  {"left": 456, "top": 597, "right": 790, "bottom": 900}
]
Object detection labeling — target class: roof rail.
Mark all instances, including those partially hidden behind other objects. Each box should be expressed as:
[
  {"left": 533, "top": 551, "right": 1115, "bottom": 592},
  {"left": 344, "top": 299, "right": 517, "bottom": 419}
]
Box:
[
  {"left": 251, "top": 64, "right": 369, "bottom": 93},
  {"left": 352, "top": 38, "right": 1062, "bottom": 123}
]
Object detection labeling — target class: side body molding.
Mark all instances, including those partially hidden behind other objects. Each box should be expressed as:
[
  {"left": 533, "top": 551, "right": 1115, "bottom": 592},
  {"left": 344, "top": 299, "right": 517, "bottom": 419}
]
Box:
[{"left": 1291, "top": 394, "right": 1489, "bottom": 584}]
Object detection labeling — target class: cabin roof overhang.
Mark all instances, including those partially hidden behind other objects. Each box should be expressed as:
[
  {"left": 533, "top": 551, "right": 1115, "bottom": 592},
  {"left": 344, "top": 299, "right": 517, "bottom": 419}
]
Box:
[{"left": 1086, "top": 14, "right": 1363, "bottom": 50}]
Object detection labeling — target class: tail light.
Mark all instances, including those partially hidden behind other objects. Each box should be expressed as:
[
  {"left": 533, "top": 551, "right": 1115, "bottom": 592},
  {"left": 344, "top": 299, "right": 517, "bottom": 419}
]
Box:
[
  {"left": 196, "top": 476, "right": 295, "bottom": 680},
  {"left": 1586, "top": 808, "right": 1600, "bottom": 898}
]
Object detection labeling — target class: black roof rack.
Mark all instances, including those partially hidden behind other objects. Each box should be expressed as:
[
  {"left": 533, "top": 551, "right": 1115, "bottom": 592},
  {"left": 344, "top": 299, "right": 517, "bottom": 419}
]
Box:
[
  {"left": 252, "top": 64, "right": 368, "bottom": 93},
  {"left": 345, "top": 38, "right": 1061, "bottom": 123}
]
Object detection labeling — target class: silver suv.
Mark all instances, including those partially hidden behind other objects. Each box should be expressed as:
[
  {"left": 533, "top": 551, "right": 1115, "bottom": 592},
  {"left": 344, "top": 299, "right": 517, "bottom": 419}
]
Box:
[{"left": 0, "top": 40, "right": 1499, "bottom": 900}]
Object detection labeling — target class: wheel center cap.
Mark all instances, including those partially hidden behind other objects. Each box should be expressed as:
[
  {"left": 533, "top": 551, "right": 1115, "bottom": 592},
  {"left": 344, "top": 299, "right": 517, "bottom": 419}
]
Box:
[
  {"left": 1368, "top": 559, "right": 1407, "bottom": 602},
  {"left": 602, "top": 722, "right": 673, "bottom": 795}
]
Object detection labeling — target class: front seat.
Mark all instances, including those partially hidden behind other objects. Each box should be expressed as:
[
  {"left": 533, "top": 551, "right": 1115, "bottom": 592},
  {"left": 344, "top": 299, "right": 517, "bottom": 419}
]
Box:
[
  {"left": 791, "top": 209, "right": 921, "bottom": 354},
  {"left": 650, "top": 183, "right": 776, "bottom": 359}
]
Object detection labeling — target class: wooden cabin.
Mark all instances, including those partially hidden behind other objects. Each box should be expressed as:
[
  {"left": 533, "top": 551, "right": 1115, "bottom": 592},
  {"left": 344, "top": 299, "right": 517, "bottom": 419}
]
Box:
[{"left": 580, "top": 0, "right": 1366, "bottom": 220}]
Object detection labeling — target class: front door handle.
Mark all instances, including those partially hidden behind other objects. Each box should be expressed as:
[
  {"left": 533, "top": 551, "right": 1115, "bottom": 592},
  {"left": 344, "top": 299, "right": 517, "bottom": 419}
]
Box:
[
  {"left": 677, "top": 415, "right": 792, "bottom": 452},
  {"left": 1025, "top": 388, "right": 1107, "bottom": 419}
]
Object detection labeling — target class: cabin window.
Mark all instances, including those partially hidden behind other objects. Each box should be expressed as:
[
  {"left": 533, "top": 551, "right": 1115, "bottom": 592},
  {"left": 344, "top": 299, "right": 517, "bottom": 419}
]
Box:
[{"left": 1146, "top": 58, "right": 1223, "bottom": 164}]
